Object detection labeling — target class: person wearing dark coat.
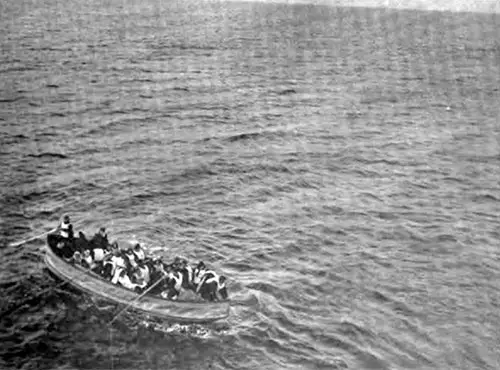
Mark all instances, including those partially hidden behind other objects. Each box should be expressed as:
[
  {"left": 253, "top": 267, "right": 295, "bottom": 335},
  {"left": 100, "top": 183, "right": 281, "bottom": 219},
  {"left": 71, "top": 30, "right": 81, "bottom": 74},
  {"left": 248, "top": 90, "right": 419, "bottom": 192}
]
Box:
[{"left": 90, "top": 227, "right": 109, "bottom": 250}]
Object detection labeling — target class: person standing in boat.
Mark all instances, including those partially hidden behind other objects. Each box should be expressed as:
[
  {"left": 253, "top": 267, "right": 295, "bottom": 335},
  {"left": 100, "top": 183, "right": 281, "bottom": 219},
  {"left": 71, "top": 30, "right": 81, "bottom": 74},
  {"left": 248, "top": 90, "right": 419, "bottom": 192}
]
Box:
[
  {"left": 52, "top": 214, "right": 75, "bottom": 259},
  {"left": 59, "top": 215, "right": 74, "bottom": 242}
]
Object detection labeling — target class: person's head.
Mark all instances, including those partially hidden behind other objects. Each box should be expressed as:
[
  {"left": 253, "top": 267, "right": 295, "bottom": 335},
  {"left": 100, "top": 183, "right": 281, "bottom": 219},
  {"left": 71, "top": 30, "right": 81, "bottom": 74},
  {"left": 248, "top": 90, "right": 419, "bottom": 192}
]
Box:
[
  {"left": 154, "top": 259, "right": 164, "bottom": 270},
  {"left": 83, "top": 249, "right": 91, "bottom": 258},
  {"left": 73, "top": 251, "right": 82, "bottom": 263},
  {"left": 133, "top": 243, "right": 145, "bottom": 261},
  {"left": 63, "top": 215, "right": 70, "bottom": 223},
  {"left": 110, "top": 241, "right": 119, "bottom": 252},
  {"left": 99, "top": 227, "right": 106, "bottom": 236}
]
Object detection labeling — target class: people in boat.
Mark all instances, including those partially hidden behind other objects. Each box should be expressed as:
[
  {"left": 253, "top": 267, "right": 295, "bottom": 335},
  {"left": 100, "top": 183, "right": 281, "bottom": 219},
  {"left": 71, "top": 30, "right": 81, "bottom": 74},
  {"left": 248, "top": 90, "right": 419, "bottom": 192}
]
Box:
[
  {"left": 174, "top": 258, "right": 195, "bottom": 291},
  {"left": 72, "top": 251, "right": 83, "bottom": 265},
  {"left": 51, "top": 215, "right": 75, "bottom": 259},
  {"left": 123, "top": 248, "right": 137, "bottom": 268},
  {"left": 196, "top": 270, "right": 228, "bottom": 301},
  {"left": 90, "top": 227, "right": 109, "bottom": 250},
  {"left": 132, "top": 243, "right": 145, "bottom": 261},
  {"left": 81, "top": 249, "right": 97, "bottom": 270},
  {"left": 111, "top": 265, "right": 142, "bottom": 293},
  {"left": 48, "top": 220, "right": 230, "bottom": 300},
  {"left": 101, "top": 247, "right": 129, "bottom": 280},
  {"left": 193, "top": 261, "right": 207, "bottom": 286},
  {"left": 132, "top": 260, "right": 151, "bottom": 289},
  {"left": 161, "top": 264, "right": 182, "bottom": 300},
  {"left": 59, "top": 214, "right": 74, "bottom": 241},
  {"left": 147, "top": 257, "right": 168, "bottom": 295},
  {"left": 101, "top": 244, "right": 153, "bottom": 292},
  {"left": 67, "top": 226, "right": 112, "bottom": 270}
]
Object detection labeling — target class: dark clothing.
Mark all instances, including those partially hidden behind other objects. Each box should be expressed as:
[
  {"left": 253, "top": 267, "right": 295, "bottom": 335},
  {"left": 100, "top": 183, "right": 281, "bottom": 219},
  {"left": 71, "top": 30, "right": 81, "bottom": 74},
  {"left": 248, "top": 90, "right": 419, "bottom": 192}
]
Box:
[
  {"left": 47, "top": 233, "right": 75, "bottom": 259},
  {"left": 90, "top": 233, "right": 109, "bottom": 250},
  {"left": 66, "top": 224, "right": 74, "bottom": 240},
  {"left": 147, "top": 271, "right": 166, "bottom": 295}
]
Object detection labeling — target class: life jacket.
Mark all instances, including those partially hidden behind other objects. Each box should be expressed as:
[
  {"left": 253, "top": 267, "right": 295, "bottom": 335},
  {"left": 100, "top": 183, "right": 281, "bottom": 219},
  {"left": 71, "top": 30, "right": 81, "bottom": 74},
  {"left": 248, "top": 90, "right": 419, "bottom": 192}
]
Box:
[
  {"left": 106, "top": 255, "right": 126, "bottom": 277},
  {"left": 168, "top": 271, "right": 183, "bottom": 292},
  {"left": 92, "top": 248, "right": 106, "bottom": 262},
  {"left": 83, "top": 253, "right": 95, "bottom": 270},
  {"left": 204, "top": 275, "right": 225, "bottom": 291},
  {"left": 60, "top": 221, "right": 71, "bottom": 238},
  {"left": 133, "top": 248, "right": 145, "bottom": 261},
  {"left": 125, "top": 252, "right": 138, "bottom": 269},
  {"left": 193, "top": 267, "right": 208, "bottom": 285},
  {"left": 184, "top": 264, "right": 193, "bottom": 285},
  {"left": 112, "top": 268, "right": 137, "bottom": 290},
  {"left": 134, "top": 265, "right": 150, "bottom": 287}
]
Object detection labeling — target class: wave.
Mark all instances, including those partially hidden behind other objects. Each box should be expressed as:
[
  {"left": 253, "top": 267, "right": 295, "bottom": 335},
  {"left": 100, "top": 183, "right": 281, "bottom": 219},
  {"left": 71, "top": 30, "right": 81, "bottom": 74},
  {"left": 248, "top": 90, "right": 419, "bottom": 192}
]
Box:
[
  {"left": 277, "top": 88, "right": 296, "bottom": 95},
  {"left": 49, "top": 112, "right": 66, "bottom": 117},
  {"left": 85, "top": 115, "right": 154, "bottom": 135},
  {"left": 472, "top": 193, "right": 500, "bottom": 202},
  {"left": 172, "top": 87, "right": 189, "bottom": 92},
  {"left": 222, "top": 130, "right": 287, "bottom": 143},
  {"left": 348, "top": 157, "right": 422, "bottom": 167},
  {"left": 0, "top": 96, "right": 25, "bottom": 103},
  {"left": 0, "top": 66, "right": 37, "bottom": 73},
  {"left": 27, "top": 152, "right": 68, "bottom": 159}
]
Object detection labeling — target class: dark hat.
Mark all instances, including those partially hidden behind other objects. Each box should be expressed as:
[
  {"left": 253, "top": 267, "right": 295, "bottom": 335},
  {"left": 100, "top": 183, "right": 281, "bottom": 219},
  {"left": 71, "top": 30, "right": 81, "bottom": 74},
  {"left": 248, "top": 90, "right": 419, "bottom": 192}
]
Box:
[{"left": 63, "top": 215, "right": 70, "bottom": 222}]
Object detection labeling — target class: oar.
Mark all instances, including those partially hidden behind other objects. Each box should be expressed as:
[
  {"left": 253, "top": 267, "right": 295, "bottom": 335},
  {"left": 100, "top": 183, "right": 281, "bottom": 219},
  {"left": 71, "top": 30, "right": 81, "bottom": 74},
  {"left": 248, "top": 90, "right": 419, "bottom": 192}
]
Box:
[
  {"left": 9, "top": 219, "right": 87, "bottom": 248},
  {"left": 8, "top": 228, "right": 57, "bottom": 248},
  {"left": 108, "top": 274, "right": 168, "bottom": 326}
]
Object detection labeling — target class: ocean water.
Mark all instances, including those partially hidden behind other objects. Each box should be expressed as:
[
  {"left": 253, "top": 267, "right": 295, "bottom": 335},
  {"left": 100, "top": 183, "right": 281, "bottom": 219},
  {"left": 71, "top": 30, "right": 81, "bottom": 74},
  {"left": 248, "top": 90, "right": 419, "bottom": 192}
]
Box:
[{"left": 1, "top": 0, "right": 500, "bottom": 369}]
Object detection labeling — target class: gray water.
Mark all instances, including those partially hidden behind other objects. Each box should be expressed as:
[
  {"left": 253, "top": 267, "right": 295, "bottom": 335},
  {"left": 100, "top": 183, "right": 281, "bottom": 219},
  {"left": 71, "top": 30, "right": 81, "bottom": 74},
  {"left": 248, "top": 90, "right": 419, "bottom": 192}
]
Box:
[{"left": 1, "top": 0, "right": 500, "bottom": 369}]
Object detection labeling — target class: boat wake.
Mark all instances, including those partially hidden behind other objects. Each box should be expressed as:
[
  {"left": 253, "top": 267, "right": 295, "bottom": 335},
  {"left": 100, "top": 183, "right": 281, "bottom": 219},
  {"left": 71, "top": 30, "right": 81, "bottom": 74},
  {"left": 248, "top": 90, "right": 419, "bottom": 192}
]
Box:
[
  {"left": 86, "top": 296, "right": 230, "bottom": 338},
  {"left": 140, "top": 321, "right": 214, "bottom": 338}
]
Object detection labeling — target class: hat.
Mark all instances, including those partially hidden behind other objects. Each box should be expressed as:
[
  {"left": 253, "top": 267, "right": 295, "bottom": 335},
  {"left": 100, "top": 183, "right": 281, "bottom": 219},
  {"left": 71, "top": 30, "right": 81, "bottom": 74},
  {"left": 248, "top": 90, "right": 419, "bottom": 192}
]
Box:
[{"left": 63, "top": 215, "right": 70, "bottom": 222}]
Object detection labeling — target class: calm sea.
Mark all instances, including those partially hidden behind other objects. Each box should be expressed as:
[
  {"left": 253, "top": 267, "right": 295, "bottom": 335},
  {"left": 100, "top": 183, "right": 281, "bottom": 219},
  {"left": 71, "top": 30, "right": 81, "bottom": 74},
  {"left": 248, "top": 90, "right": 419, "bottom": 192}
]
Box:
[{"left": 1, "top": 0, "right": 499, "bottom": 369}]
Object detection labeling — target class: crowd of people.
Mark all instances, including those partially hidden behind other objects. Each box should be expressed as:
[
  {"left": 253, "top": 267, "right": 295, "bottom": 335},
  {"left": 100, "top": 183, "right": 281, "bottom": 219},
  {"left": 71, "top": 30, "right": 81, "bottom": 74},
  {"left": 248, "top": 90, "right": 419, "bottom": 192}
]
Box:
[{"left": 47, "top": 215, "right": 228, "bottom": 302}]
